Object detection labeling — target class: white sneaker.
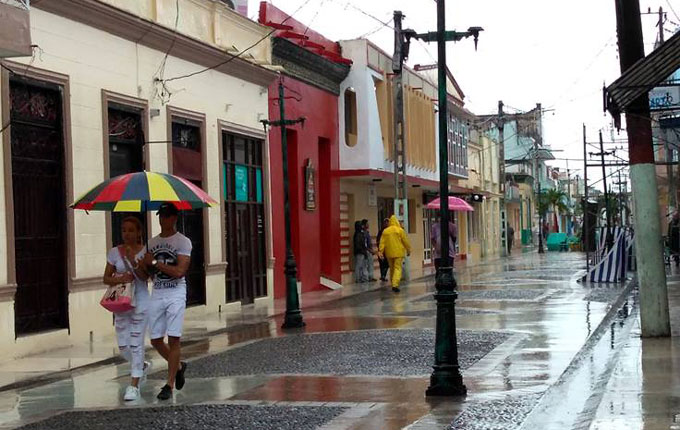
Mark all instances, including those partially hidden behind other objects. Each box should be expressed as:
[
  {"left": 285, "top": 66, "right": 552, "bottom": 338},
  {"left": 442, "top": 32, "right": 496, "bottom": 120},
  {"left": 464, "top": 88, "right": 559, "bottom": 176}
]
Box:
[
  {"left": 123, "top": 385, "right": 140, "bottom": 401},
  {"left": 141, "top": 361, "right": 152, "bottom": 386}
]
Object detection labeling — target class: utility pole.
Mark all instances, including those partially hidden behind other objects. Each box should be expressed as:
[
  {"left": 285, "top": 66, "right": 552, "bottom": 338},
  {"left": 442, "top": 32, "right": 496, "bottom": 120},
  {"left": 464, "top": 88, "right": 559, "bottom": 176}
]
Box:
[
  {"left": 261, "top": 81, "right": 306, "bottom": 329},
  {"left": 498, "top": 101, "right": 508, "bottom": 256},
  {"left": 597, "top": 130, "right": 614, "bottom": 250},
  {"left": 534, "top": 128, "right": 544, "bottom": 253},
  {"left": 658, "top": 6, "right": 665, "bottom": 44},
  {"left": 393, "top": 10, "right": 410, "bottom": 279},
  {"left": 407, "top": 0, "right": 482, "bottom": 397},
  {"left": 614, "top": 0, "right": 670, "bottom": 337},
  {"left": 583, "top": 124, "right": 590, "bottom": 270}
]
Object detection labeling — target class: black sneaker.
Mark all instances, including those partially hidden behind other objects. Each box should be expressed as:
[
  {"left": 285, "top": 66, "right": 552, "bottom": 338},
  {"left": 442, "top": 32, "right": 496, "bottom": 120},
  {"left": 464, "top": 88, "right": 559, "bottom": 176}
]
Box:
[
  {"left": 157, "top": 384, "right": 172, "bottom": 400},
  {"left": 175, "top": 361, "right": 187, "bottom": 390},
  {"left": 392, "top": 287, "right": 400, "bottom": 293}
]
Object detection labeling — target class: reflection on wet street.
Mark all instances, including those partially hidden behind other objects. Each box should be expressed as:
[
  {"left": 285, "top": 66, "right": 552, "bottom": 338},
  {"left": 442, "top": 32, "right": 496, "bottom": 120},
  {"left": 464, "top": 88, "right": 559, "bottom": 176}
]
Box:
[{"left": 0, "top": 252, "right": 656, "bottom": 429}]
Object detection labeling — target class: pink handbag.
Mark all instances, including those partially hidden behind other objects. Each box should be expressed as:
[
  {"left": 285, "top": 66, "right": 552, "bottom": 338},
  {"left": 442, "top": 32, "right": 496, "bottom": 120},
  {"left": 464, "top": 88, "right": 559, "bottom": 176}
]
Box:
[{"left": 100, "top": 247, "right": 136, "bottom": 313}]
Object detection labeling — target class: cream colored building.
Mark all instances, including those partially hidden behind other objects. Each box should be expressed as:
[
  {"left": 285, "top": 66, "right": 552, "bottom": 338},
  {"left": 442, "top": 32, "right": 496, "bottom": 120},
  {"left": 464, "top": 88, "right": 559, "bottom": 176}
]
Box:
[
  {"left": 464, "top": 131, "right": 502, "bottom": 261},
  {"left": 0, "top": 0, "right": 279, "bottom": 357}
]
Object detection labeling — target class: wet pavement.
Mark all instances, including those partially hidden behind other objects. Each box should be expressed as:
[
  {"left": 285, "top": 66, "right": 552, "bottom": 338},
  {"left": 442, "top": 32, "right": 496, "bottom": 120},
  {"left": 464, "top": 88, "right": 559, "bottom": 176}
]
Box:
[{"left": 0, "top": 251, "right": 648, "bottom": 429}]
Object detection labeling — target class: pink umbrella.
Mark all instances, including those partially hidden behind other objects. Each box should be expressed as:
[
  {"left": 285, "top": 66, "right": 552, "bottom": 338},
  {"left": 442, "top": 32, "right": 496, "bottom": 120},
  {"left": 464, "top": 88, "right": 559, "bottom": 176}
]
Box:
[{"left": 426, "top": 196, "right": 474, "bottom": 211}]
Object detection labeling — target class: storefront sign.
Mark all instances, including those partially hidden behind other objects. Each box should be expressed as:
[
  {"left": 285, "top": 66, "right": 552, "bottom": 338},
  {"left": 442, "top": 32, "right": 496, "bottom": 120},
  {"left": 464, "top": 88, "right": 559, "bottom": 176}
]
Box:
[
  {"left": 304, "top": 159, "right": 316, "bottom": 211},
  {"left": 368, "top": 184, "right": 377, "bottom": 207},
  {"left": 255, "top": 168, "right": 263, "bottom": 203},
  {"left": 649, "top": 86, "right": 680, "bottom": 110},
  {"left": 235, "top": 164, "right": 248, "bottom": 202}
]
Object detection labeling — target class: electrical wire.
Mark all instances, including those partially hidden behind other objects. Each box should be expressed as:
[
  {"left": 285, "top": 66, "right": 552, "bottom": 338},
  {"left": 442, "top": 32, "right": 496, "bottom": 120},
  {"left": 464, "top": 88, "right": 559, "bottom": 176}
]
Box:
[
  {"left": 666, "top": 0, "right": 680, "bottom": 23},
  {"left": 160, "top": 0, "right": 316, "bottom": 85}
]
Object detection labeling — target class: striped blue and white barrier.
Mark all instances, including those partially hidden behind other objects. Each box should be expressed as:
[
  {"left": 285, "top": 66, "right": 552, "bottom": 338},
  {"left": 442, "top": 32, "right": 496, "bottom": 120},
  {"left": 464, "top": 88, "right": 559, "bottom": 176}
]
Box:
[{"left": 582, "top": 227, "right": 632, "bottom": 283}]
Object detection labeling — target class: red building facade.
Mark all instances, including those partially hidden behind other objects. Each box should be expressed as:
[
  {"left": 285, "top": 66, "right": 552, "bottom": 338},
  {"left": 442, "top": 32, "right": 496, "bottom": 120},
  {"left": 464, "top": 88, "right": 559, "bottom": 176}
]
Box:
[{"left": 259, "top": 3, "right": 351, "bottom": 297}]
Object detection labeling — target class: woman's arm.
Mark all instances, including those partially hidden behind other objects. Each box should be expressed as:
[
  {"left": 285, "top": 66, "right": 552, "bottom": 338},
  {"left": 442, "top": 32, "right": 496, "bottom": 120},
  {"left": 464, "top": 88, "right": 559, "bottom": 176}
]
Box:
[{"left": 103, "top": 262, "right": 132, "bottom": 286}]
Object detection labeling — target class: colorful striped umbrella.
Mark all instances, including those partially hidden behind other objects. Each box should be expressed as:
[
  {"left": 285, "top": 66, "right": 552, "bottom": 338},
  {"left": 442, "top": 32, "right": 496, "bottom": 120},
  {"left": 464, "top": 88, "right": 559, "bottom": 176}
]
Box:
[{"left": 71, "top": 171, "right": 218, "bottom": 212}]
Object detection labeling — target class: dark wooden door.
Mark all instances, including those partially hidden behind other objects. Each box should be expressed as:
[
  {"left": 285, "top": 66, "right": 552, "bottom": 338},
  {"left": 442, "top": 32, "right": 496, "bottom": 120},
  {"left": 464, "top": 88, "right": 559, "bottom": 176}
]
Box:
[
  {"left": 108, "top": 106, "right": 145, "bottom": 246},
  {"left": 178, "top": 196, "right": 206, "bottom": 306},
  {"left": 172, "top": 120, "right": 206, "bottom": 306},
  {"left": 9, "top": 78, "right": 68, "bottom": 335},
  {"left": 224, "top": 133, "right": 267, "bottom": 304}
]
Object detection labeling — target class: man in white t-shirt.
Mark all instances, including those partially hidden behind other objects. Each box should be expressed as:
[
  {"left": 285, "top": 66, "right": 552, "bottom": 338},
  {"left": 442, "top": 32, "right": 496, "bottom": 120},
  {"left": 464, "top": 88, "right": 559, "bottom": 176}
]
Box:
[{"left": 143, "top": 202, "right": 192, "bottom": 400}]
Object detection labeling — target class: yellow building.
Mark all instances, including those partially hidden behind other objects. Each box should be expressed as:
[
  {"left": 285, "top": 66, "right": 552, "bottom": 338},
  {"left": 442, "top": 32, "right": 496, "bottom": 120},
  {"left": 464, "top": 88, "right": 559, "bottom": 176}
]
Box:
[
  {"left": 0, "top": 0, "right": 278, "bottom": 357},
  {"left": 465, "top": 131, "right": 502, "bottom": 260}
]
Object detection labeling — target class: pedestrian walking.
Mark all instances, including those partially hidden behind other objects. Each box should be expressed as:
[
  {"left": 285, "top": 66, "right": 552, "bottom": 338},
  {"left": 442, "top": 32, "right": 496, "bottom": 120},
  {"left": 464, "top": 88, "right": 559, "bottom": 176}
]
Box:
[
  {"left": 353, "top": 221, "right": 369, "bottom": 283},
  {"left": 669, "top": 211, "right": 680, "bottom": 266},
  {"left": 143, "top": 203, "right": 192, "bottom": 400},
  {"left": 378, "top": 215, "right": 411, "bottom": 292},
  {"left": 376, "top": 218, "right": 390, "bottom": 282},
  {"left": 507, "top": 225, "right": 515, "bottom": 255},
  {"left": 102, "top": 216, "right": 152, "bottom": 401},
  {"left": 362, "top": 219, "right": 377, "bottom": 282},
  {"left": 430, "top": 217, "right": 456, "bottom": 270}
]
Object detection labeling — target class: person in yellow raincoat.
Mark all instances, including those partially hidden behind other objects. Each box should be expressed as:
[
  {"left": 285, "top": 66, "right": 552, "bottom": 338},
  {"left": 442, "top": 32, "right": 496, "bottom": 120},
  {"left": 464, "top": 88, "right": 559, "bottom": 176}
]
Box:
[{"left": 378, "top": 215, "right": 411, "bottom": 292}]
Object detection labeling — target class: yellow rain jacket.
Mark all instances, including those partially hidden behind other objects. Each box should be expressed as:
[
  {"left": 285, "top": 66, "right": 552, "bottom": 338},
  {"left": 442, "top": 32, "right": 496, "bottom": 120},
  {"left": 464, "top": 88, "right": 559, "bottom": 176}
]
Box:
[{"left": 379, "top": 215, "right": 412, "bottom": 259}]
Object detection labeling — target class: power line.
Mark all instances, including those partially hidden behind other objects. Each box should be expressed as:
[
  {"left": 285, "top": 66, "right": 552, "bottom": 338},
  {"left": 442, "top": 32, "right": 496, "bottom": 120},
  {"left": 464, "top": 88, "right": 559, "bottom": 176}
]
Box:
[
  {"left": 160, "top": 0, "right": 316, "bottom": 84},
  {"left": 666, "top": 0, "right": 680, "bottom": 22}
]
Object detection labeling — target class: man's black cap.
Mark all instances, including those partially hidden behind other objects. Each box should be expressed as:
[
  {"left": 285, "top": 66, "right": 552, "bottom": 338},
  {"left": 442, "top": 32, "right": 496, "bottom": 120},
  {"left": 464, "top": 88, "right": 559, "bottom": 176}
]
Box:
[{"left": 157, "top": 202, "right": 179, "bottom": 217}]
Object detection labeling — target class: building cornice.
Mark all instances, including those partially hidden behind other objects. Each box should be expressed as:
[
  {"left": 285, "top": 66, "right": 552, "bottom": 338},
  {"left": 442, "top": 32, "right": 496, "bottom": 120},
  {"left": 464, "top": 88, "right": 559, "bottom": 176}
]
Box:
[
  {"left": 34, "top": 0, "right": 278, "bottom": 88},
  {"left": 272, "top": 37, "right": 350, "bottom": 95}
]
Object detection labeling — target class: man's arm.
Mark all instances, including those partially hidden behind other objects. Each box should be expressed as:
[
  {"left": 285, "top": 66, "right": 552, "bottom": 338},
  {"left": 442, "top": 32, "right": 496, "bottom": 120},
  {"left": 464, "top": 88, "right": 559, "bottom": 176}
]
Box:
[{"left": 155, "top": 255, "right": 191, "bottom": 279}]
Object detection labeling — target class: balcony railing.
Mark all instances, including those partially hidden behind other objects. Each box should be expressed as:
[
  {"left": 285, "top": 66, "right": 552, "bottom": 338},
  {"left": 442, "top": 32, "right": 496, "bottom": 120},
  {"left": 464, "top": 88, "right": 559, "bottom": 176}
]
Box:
[{"left": 0, "top": 0, "right": 32, "bottom": 58}]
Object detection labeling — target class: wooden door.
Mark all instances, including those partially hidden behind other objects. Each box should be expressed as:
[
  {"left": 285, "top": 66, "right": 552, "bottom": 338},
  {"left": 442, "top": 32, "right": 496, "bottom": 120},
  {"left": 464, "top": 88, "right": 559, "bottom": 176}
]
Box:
[
  {"left": 9, "top": 77, "right": 68, "bottom": 335},
  {"left": 172, "top": 120, "right": 206, "bottom": 306}
]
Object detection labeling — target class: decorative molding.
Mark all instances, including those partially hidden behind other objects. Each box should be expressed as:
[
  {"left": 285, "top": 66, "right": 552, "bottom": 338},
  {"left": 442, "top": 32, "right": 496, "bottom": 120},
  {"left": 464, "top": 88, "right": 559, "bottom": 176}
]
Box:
[
  {"left": 218, "top": 119, "right": 266, "bottom": 140},
  {"left": 34, "top": 0, "right": 278, "bottom": 88},
  {"left": 69, "top": 276, "right": 103, "bottom": 293},
  {"left": 0, "top": 284, "right": 17, "bottom": 302},
  {"left": 272, "top": 38, "right": 350, "bottom": 95},
  {"left": 205, "top": 262, "right": 228, "bottom": 275}
]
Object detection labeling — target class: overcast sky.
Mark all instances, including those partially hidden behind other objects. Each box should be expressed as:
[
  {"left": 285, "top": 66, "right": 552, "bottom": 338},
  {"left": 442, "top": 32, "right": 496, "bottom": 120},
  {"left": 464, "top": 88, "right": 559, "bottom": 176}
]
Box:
[{"left": 249, "top": 0, "right": 680, "bottom": 189}]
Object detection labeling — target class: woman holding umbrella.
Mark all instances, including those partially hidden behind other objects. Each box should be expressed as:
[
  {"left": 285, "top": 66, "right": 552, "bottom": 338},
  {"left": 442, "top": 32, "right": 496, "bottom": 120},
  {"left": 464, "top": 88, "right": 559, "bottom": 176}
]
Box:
[
  {"left": 73, "top": 171, "right": 218, "bottom": 401},
  {"left": 102, "top": 216, "right": 152, "bottom": 401}
]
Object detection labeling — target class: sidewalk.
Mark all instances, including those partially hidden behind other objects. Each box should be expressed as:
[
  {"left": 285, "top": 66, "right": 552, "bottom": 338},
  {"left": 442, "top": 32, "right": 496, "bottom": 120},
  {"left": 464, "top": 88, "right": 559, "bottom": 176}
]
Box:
[
  {"left": 0, "top": 255, "right": 484, "bottom": 393},
  {"left": 0, "top": 251, "right": 633, "bottom": 429},
  {"left": 587, "top": 270, "right": 680, "bottom": 430}
]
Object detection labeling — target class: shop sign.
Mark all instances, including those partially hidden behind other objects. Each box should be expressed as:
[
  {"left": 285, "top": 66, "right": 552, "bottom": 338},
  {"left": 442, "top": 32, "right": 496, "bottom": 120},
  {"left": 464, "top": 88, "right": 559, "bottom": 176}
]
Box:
[
  {"left": 649, "top": 86, "right": 680, "bottom": 110},
  {"left": 304, "top": 159, "right": 316, "bottom": 211},
  {"left": 368, "top": 184, "right": 377, "bottom": 207},
  {"left": 235, "top": 164, "right": 248, "bottom": 202}
]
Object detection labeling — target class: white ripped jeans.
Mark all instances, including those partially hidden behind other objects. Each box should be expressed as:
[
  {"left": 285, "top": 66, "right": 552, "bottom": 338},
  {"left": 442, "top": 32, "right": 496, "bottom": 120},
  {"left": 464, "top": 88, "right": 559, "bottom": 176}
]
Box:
[{"left": 114, "top": 306, "right": 148, "bottom": 378}]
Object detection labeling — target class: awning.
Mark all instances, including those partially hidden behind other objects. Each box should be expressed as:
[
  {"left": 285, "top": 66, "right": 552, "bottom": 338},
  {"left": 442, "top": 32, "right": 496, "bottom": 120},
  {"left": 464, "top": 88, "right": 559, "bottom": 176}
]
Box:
[{"left": 605, "top": 30, "right": 680, "bottom": 127}]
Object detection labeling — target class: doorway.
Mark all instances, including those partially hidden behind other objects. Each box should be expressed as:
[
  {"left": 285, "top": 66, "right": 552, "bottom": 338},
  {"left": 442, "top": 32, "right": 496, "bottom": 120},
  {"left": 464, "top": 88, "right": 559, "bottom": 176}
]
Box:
[
  {"left": 107, "top": 104, "right": 146, "bottom": 246},
  {"left": 223, "top": 132, "right": 267, "bottom": 304},
  {"left": 9, "top": 76, "right": 69, "bottom": 334},
  {"left": 172, "top": 119, "right": 206, "bottom": 306}
]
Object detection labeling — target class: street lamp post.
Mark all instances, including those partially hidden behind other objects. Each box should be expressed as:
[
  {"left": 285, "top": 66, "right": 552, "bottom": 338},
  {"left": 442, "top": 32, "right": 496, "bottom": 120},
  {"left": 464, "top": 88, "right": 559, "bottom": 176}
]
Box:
[
  {"left": 261, "top": 80, "right": 306, "bottom": 329},
  {"left": 408, "top": 0, "right": 481, "bottom": 397}
]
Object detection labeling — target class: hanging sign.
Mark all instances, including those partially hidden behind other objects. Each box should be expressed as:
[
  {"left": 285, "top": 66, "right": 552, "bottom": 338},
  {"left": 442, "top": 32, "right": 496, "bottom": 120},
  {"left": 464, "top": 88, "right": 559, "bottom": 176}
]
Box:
[
  {"left": 304, "top": 159, "right": 316, "bottom": 211},
  {"left": 368, "top": 184, "right": 377, "bottom": 207}
]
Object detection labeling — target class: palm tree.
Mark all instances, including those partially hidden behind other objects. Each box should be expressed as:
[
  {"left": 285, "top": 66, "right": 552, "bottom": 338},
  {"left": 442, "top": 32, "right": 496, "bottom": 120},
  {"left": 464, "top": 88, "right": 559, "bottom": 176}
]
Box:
[{"left": 545, "top": 189, "right": 568, "bottom": 233}]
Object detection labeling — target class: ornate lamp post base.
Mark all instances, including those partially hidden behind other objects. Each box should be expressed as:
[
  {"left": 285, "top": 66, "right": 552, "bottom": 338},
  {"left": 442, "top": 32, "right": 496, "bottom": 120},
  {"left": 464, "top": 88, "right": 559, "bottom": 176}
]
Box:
[
  {"left": 426, "top": 365, "right": 467, "bottom": 397},
  {"left": 426, "top": 267, "right": 467, "bottom": 397},
  {"left": 281, "top": 255, "right": 305, "bottom": 329}
]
